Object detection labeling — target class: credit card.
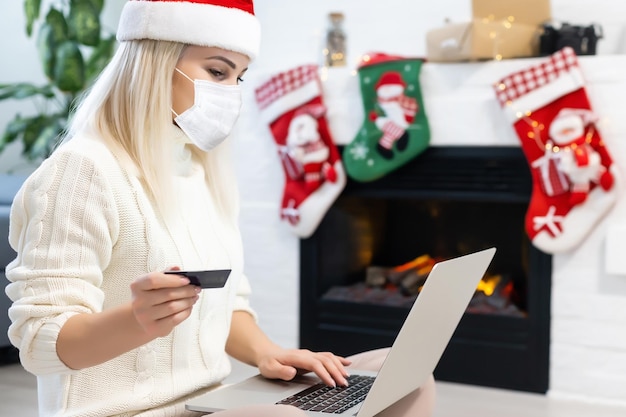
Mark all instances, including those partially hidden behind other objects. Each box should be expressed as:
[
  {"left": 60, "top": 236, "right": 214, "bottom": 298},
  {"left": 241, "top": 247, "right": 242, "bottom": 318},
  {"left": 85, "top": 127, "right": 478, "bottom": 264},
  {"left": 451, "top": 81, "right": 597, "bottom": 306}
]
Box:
[{"left": 165, "top": 269, "right": 231, "bottom": 289}]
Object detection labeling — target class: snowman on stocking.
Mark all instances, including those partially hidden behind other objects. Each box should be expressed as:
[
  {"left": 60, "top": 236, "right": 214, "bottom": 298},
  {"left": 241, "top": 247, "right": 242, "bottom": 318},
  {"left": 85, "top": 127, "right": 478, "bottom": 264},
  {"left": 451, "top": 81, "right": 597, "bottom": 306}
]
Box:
[
  {"left": 370, "top": 71, "right": 419, "bottom": 159},
  {"left": 494, "top": 47, "right": 619, "bottom": 254},
  {"left": 255, "top": 64, "right": 346, "bottom": 238},
  {"left": 547, "top": 108, "right": 614, "bottom": 205}
]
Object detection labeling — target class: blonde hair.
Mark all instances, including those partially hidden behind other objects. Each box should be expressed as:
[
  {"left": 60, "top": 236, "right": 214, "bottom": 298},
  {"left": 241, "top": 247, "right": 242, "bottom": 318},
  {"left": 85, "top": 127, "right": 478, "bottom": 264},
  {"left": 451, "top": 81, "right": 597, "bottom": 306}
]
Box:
[{"left": 61, "top": 40, "right": 240, "bottom": 224}]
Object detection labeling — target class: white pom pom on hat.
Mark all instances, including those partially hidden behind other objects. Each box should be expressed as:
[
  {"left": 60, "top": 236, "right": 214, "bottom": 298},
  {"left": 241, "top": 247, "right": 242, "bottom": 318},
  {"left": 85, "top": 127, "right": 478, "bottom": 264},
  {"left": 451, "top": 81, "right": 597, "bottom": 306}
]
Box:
[{"left": 116, "top": 0, "right": 261, "bottom": 60}]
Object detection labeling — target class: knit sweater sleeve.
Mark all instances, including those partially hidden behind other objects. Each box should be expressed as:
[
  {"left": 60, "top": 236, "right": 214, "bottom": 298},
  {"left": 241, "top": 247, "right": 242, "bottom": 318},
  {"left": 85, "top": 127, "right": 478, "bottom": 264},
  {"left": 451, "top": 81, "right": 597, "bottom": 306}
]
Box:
[
  {"left": 233, "top": 272, "right": 257, "bottom": 320},
  {"left": 5, "top": 148, "right": 119, "bottom": 376},
  {"left": 231, "top": 224, "right": 258, "bottom": 321}
]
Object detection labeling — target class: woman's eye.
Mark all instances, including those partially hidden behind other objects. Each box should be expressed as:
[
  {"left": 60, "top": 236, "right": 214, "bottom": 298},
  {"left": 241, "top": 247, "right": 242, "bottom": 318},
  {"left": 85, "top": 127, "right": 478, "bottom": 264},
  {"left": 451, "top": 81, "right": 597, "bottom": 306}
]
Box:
[
  {"left": 209, "top": 69, "right": 225, "bottom": 79},
  {"left": 237, "top": 77, "right": 245, "bottom": 84}
]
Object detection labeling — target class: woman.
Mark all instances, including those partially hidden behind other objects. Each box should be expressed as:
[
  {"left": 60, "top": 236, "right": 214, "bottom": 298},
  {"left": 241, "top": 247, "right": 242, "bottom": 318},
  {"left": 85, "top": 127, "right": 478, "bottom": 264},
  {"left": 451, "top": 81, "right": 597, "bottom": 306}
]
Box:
[{"left": 5, "top": 1, "right": 435, "bottom": 416}]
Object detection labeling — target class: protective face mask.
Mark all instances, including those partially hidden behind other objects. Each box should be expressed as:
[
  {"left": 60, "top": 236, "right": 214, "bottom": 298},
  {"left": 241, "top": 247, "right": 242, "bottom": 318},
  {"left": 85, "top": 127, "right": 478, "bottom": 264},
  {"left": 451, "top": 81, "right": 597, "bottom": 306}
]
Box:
[{"left": 172, "top": 68, "right": 242, "bottom": 151}]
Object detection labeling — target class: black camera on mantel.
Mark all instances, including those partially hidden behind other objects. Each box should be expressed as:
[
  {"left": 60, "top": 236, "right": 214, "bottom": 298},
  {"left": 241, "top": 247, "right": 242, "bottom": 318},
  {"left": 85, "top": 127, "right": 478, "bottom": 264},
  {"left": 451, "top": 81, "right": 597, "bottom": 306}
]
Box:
[{"left": 539, "top": 22, "right": 603, "bottom": 56}]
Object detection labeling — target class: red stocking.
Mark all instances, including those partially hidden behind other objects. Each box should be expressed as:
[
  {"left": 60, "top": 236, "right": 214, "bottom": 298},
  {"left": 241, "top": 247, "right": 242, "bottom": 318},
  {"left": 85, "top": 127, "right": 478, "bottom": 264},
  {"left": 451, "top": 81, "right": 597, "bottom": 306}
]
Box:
[
  {"left": 255, "top": 64, "right": 346, "bottom": 238},
  {"left": 494, "top": 47, "right": 620, "bottom": 254}
]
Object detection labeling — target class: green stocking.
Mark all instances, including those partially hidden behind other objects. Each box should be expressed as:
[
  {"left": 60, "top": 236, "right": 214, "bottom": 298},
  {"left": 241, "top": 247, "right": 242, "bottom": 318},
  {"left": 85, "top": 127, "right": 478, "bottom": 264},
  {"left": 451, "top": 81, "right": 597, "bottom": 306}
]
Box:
[{"left": 343, "top": 53, "right": 430, "bottom": 182}]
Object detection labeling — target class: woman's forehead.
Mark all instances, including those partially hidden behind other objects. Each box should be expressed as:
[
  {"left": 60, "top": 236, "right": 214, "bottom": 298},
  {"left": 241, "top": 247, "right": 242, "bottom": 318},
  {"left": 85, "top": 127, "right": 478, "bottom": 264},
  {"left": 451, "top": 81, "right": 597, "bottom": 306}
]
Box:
[{"left": 181, "top": 45, "right": 250, "bottom": 68}]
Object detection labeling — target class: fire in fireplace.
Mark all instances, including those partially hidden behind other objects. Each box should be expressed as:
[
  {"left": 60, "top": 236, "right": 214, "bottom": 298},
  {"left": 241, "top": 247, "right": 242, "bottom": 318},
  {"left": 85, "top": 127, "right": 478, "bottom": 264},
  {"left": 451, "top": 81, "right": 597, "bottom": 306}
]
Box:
[
  {"left": 299, "top": 146, "right": 552, "bottom": 393},
  {"left": 322, "top": 251, "right": 525, "bottom": 317}
]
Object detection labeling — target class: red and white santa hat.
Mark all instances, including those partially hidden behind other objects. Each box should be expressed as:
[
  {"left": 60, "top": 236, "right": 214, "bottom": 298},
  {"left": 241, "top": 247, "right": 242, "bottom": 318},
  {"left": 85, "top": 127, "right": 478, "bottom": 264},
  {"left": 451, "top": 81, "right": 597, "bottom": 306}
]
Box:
[
  {"left": 375, "top": 72, "right": 406, "bottom": 90},
  {"left": 117, "top": 0, "right": 261, "bottom": 60}
]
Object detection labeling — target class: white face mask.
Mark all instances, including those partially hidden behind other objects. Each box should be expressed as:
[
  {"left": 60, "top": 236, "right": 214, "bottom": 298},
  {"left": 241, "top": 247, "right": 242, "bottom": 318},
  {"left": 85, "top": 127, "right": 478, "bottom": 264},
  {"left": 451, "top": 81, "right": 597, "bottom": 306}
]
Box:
[{"left": 172, "top": 68, "right": 242, "bottom": 151}]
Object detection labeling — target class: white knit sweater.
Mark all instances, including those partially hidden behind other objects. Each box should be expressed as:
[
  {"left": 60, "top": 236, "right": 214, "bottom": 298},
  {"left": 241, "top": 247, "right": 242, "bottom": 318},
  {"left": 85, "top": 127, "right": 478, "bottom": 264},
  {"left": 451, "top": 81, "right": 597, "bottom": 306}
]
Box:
[{"left": 5, "top": 127, "right": 256, "bottom": 416}]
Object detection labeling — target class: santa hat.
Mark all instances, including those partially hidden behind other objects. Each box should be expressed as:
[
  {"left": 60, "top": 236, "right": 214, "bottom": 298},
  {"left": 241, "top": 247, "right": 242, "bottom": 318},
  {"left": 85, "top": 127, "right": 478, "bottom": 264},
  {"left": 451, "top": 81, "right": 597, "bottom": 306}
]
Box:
[
  {"left": 116, "top": 0, "right": 261, "bottom": 60},
  {"left": 375, "top": 72, "right": 406, "bottom": 90}
]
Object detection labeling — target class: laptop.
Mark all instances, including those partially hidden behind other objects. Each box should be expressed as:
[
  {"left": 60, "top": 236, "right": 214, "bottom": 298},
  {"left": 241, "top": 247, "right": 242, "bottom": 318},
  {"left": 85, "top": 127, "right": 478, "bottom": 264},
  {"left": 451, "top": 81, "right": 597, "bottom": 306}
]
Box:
[{"left": 186, "top": 247, "right": 496, "bottom": 416}]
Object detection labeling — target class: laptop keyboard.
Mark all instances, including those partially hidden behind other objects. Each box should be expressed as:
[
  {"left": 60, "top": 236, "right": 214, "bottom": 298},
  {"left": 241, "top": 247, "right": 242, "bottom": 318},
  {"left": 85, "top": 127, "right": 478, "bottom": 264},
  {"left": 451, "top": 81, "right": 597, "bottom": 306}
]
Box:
[{"left": 276, "top": 374, "right": 375, "bottom": 414}]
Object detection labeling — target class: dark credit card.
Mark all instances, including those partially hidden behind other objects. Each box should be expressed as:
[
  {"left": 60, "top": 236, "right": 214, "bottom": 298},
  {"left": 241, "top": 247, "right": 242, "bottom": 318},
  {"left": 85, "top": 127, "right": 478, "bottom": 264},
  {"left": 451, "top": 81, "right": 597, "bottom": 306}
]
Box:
[{"left": 165, "top": 269, "right": 231, "bottom": 289}]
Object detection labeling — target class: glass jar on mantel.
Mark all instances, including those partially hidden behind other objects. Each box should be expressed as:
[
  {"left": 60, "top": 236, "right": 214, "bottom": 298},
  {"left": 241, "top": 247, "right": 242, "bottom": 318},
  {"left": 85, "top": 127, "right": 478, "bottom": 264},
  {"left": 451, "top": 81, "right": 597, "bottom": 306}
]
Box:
[{"left": 324, "top": 12, "right": 347, "bottom": 67}]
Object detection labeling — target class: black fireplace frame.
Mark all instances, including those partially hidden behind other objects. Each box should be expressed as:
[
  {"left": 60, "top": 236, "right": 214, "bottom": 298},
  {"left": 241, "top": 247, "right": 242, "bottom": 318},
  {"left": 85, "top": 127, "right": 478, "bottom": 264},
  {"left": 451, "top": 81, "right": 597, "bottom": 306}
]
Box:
[{"left": 299, "top": 146, "right": 552, "bottom": 394}]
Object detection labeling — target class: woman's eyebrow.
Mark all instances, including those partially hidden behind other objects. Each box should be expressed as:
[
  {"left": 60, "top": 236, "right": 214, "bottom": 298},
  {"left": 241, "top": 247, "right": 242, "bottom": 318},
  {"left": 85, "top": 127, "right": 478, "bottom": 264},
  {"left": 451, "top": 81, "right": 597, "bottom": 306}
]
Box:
[{"left": 205, "top": 56, "right": 236, "bottom": 69}]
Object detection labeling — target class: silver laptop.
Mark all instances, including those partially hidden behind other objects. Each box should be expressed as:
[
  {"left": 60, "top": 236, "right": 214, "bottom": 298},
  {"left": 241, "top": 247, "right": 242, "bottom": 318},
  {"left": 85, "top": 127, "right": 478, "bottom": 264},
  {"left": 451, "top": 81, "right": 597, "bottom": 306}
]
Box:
[{"left": 186, "top": 247, "right": 496, "bottom": 416}]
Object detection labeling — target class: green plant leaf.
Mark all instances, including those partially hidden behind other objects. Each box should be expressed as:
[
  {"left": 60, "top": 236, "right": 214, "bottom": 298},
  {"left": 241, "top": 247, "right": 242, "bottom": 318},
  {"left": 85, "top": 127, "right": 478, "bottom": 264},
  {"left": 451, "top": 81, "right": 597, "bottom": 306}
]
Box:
[
  {"left": 24, "top": 0, "right": 42, "bottom": 37},
  {"left": 0, "top": 115, "right": 30, "bottom": 153},
  {"left": 87, "top": 0, "right": 104, "bottom": 14},
  {"left": 22, "top": 115, "right": 47, "bottom": 151},
  {"left": 0, "top": 83, "right": 55, "bottom": 100},
  {"left": 69, "top": 0, "right": 101, "bottom": 47},
  {"left": 53, "top": 41, "right": 86, "bottom": 93},
  {"left": 36, "top": 23, "right": 56, "bottom": 79},
  {"left": 38, "top": 9, "right": 70, "bottom": 80},
  {"left": 86, "top": 34, "right": 116, "bottom": 81},
  {"left": 46, "top": 8, "right": 69, "bottom": 42},
  {"left": 0, "top": 114, "right": 64, "bottom": 161},
  {"left": 30, "top": 118, "right": 64, "bottom": 159}
]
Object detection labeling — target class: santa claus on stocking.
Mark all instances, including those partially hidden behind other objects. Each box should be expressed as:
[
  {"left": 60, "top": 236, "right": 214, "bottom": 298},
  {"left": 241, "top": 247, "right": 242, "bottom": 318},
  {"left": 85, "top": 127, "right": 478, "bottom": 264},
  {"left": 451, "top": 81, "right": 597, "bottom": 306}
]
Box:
[{"left": 285, "top": 103, "right": 337, "bottom": 193}]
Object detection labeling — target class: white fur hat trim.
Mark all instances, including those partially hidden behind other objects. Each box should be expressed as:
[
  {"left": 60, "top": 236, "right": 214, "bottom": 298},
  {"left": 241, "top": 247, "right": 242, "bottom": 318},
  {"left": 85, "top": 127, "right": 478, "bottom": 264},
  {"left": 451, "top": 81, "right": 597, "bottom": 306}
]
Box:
[{"left": 117, "top": 0, "right": 261, "bottom": 60}]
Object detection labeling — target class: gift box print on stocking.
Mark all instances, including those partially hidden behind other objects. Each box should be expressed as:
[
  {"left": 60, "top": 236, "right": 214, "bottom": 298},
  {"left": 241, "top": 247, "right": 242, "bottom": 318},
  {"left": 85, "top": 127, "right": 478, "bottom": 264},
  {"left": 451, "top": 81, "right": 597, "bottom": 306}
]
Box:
[
  {"left": 255, "top": 64, "right": 346, "bottom": 238},
  {"left": 343, "top": 53, "right": 430, "bottom": 182},
  {"left": 494, "top": 47, "right": 619, "bottom": 254}
]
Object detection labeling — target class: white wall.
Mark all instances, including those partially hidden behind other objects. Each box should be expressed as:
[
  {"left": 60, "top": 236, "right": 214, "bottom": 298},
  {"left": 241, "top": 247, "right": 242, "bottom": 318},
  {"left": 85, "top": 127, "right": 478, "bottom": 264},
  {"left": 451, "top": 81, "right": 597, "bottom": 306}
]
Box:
[
  {"left": 2, "top": 0, "right": 626, "bottom": 406},
  {"left": 251, "top": 0, "right": 626, "bottom": 70}
]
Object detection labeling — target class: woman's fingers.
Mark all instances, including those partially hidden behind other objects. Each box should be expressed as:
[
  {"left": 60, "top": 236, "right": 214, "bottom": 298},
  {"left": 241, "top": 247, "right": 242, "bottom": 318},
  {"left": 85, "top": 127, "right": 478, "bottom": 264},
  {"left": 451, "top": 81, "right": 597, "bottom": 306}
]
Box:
[
  {"left": 264, "top": 350, "right": 351, "bottom": 388},
  {"left": 132, "top": 294, "right": 199, "bottom": 337},
  {"left": 146, "top": 290, "right": 199, "bottom": 319},
  {"left": 131, "top": 270, "right": 190, "bottom": 291},
  {"left": 305, "top": 351, "right": 350, "bottom": 387},
  {"left": 130, "top": 270, "right": 201, "bottom": 337},
  {"left": 142, "top": 284, "right": 200, "bottom": 309}
]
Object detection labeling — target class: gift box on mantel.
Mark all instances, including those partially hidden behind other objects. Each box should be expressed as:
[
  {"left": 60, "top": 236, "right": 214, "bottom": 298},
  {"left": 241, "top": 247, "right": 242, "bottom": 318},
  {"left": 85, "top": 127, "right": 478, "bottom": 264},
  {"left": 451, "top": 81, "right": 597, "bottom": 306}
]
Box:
[{"left": 426, "top": 0, "right": 552, "bottom": 62}]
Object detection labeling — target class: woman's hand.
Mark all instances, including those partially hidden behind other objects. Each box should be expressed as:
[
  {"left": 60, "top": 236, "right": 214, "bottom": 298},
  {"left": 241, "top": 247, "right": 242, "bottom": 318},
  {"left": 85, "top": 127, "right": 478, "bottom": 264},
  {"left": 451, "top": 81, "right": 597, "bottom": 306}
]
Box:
[
  {"left": 130, "top": 268, "right": 200, "bottom": 339},
  {"left": 226, "top": 311, "right": 351, "bottom": 387},
  {"left": 56, "top": 268, "right": 199, "bottom": 369},
  {"left": 257, "top": 348, "right": 352, "bottom": 388}
]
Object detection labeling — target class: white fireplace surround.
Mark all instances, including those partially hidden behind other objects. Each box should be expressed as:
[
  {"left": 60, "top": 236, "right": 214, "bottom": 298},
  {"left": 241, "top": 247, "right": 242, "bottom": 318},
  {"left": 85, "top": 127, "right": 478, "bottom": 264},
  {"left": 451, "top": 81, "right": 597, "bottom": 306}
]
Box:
[{"left": 232, "top": 1, "right": 626, "bottom": 407}]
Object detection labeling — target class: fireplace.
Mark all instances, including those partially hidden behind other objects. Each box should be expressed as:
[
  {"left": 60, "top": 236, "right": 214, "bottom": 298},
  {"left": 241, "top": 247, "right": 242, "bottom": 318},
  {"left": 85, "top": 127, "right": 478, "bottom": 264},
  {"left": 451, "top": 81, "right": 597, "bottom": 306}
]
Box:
[{"left": 299, "top": 146, "right": 552, "bottom": 393}]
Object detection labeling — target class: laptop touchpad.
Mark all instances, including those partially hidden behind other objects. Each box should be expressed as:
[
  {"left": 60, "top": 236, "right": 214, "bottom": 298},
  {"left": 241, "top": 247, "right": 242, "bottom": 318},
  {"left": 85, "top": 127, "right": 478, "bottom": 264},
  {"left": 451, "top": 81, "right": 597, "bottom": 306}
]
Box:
[{"left": 237, "top": 374, "right": 318, "bottom": 395}]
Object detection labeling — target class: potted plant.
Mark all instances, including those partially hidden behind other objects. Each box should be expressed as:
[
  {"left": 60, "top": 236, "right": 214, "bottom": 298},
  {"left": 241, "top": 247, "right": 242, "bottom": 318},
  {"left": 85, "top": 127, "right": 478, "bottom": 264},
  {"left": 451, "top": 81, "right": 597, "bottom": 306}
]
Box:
[{"left": 0, "top": 0, "right": 116, "bottom": 163}]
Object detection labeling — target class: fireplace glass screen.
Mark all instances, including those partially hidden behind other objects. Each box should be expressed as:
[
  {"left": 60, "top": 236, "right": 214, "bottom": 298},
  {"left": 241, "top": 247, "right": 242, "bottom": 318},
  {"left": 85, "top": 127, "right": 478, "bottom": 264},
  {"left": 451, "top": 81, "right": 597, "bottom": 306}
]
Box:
[{"left": 318, "top": 197, "right": 529, "bottom": 316}]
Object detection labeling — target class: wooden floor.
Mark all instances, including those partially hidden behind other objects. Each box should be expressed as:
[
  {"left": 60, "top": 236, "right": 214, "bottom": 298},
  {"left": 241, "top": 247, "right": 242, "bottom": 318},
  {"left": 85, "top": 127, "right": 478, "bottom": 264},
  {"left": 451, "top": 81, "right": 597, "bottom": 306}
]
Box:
[{"left": 1, "top": 361, "right": 625, "bottom": 416}]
